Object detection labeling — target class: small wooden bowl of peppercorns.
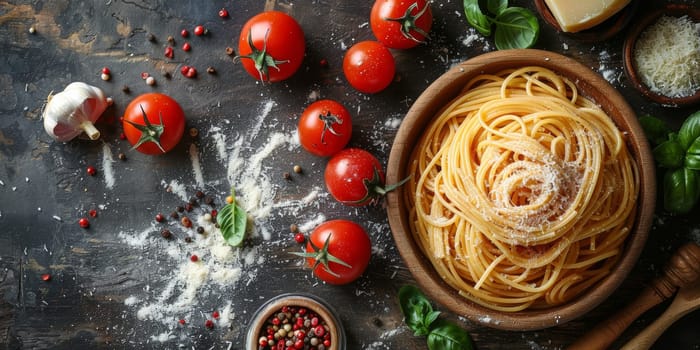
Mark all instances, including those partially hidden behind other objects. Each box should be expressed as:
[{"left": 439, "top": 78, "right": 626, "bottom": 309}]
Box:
[{"left": 245, "top": 293, "right": 346, "bottom": 350}]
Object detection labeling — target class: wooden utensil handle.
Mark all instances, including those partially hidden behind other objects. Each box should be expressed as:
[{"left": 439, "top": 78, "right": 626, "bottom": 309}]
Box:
[
  {"left": 567, "top": 242, "right": 700, "bottom": 350},
  {"left": 566, "top": 286, "right": 667, "bottom": 350},
  {"left": 619, "top": 303, "right": 695, "bottom": 350}
]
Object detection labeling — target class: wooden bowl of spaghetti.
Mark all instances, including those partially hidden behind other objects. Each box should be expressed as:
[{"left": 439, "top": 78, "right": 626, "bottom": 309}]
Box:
[{"left": 386, "top": 49, "right": 655, "bottom": 331}]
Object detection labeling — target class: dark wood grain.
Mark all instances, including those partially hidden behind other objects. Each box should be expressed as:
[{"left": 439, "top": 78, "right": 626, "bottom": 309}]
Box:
[{"left": 0, "top": 0, "right": 699, "bottom": 349}]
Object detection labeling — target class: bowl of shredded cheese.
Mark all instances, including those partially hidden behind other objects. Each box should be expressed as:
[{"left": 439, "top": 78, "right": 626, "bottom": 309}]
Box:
[
  {"left": 623, "top": 4, "right": 700, "bottom": 107},
  {"left": 386, "top": 49, "right": 656, "bottom": 331}
]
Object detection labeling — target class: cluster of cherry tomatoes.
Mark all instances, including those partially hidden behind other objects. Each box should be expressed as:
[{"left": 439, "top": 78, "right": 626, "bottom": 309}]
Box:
[
  {"left": 119, "top": 0, "right": 433, "bottom": 157},
  {"left": 235, "top": 0, "right": 433, "bottom": 93},
  {"left": 290, "top": 1, "right": 431, "bottom": 285},
  {"left": 344, "top": 0, "right": 433, "bottom": 93},
  {"left": 115, "top": 1, "right": 431, "bottom": 286}
]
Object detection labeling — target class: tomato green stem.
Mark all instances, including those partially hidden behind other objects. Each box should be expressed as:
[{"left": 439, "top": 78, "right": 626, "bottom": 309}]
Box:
[
  {"left": 348, "top": 167, "right": 411, "bottom": 206},
  {"left": 383, "top": 2, "right": 430, "bottom": 44},
  {"left": 122, "top": 104, "right": 166, "bottom": 153},
  {"left": 291, "top": 233, "right": 352, "bottom": 278},
  {"left": 319, "top": 111, "right": 344, "bottom": 145},
  {"left": 235, "top": 28, "right": 289, "bottom": 82}
]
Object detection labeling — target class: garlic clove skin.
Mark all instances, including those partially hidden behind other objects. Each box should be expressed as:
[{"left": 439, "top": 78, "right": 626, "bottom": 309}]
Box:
[{"left": 43, "top": 82, "right": 109, "bottom": 142}]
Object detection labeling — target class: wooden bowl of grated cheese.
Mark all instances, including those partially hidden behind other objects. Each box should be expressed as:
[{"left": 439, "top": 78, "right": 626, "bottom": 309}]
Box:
[{"left": 623, "top": 4, "right": 700, "bottom": 107}]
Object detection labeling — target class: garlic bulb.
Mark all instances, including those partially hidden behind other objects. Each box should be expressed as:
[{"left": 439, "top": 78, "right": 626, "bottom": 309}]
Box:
[{"left": 42, "top": 82, "right": 109, "bottom": 142}]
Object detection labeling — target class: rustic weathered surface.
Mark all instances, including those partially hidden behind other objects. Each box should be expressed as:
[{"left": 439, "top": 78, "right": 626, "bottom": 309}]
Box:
[{"left": 0, "top": 0, "right": 699, "bottom": 349}]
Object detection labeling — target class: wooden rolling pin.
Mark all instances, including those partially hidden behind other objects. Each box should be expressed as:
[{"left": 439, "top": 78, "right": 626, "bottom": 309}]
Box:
[{"left": 567, "top": 242, "right": 700, "bottom": 350}]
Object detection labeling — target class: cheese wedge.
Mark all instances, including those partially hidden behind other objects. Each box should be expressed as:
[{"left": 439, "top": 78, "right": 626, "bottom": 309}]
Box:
[{"left": 544, "top": 0, "right": 632, "bottom": 33}]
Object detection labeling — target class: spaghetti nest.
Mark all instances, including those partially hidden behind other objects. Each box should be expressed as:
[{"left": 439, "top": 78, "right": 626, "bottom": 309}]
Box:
[{"left": 406, "top": 66, "right": 639, "bottom": 312}]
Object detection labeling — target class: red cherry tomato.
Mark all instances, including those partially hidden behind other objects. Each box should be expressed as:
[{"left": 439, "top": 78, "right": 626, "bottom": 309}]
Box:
[
  {"left": 325, "top": 147, "right": 408, "bottom": 206},
  {"left": 370, "top": 0, "right": 432, "bottom": 49},
  {"left": 298, "top": 99, "right": 353, "bottom": 157},
  {"left": 122, "top": 93, "right": 186, "bottom": 155},
  {"left": 303, "top": 219, "right": 371, "bottom": 285},
  {"left": 237, "top": 11, "right": 305, "bottom": 82},
  {"left": 343, "top": 41, "right": 395, "bottom": 94}
]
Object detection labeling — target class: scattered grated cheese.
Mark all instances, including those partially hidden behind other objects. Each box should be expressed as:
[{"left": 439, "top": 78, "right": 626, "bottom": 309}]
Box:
[
  {"left": 102, "top": 143, "right": 116, "bottom": 189},
  {"left": 633, "top": 15, "right": 700, "bottom": 98}
]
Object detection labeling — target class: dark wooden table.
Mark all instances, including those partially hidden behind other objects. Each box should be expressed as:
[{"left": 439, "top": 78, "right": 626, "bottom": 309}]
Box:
[{"left": 1, "top": 0, "right": 699, "bottom": 349}]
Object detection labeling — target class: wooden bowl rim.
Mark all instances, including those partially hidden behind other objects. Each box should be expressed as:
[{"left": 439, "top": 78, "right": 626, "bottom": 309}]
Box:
[
  {"left": 534, "top": 0, "right": 639, "bottom": 41},
  {"left": 386, "top": 49, "right": 656, "bottom": 331},
  {"left": 245, "top": 293, "right": 345, "bottom": 350},
  {"left": 622, "top": 3, "right": 700, "bottom": 107}
]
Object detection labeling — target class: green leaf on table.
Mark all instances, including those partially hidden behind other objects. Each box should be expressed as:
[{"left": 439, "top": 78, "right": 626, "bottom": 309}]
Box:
[
  {"left": 398, "top": 285, "right": 439, "bottom": 336},
  {"left": 685, "top": 138, "right": 700, "bottom": 170},
  {"left": 487, "top": 0, "right": 508, "bottom": 16},
  {"left": 493, "top": 7, "right": 539, "bottom": 50},
  {"left": 217, "top": 189, "right": 247, "bottom": 247},
  {"left": 463, "top": 0, "right": 539, "bottom": 49},
  {"left": 663, "top": 167, "right": 700, "bottom": 214},
  {"left": 463, "top": 0, "right": 491, "bottom": 36},
  {"left": 653, "top": 139, "right": 684, "bottom": 169},
  {"left": 678, "top": 110, "right": 700, "bottom": 150},
  {"left": 427, "top": 319, "right": 474, "bottom": 350},
  {"left": 639, "top": 115, "right": 671, "bottom": 146}
]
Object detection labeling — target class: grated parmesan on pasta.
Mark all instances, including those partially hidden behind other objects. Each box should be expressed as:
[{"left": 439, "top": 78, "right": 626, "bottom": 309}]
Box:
[{"left": 633, "top": 15, "right": 700, "bottom": 98}]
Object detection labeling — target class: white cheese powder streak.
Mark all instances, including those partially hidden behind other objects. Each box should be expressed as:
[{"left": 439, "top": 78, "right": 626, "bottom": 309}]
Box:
[{"left": 117, "top": 100, "right": 319, "bottom": 344}]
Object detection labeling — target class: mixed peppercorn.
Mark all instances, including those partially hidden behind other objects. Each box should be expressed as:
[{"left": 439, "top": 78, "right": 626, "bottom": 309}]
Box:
[
  {"left": 152, "top": 187, "right": 218, "bottom": 242},
  {"left": 258, "top": 305, "right": 332, "bottom": 350}
]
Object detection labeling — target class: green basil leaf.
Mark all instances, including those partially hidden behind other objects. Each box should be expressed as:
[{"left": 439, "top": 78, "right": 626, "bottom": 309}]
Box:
[
  {"left": 427, "top": 319, "right": 474, "bottom": 350},
  {"left": 652, "top": 139, "right": 684, "bottom": 168},
  {"left": 487, "top": 0, "right": 508, "bottom": 16},
  {"left": 639, "top": 115, "right": 671, "bottom": 146},
  {"left": 399, "top": 285, "right": 435, "bottom": 336},
  {"left": 685, "top": 137, "right": 700, "bottom": 170},
  {"left": 463, "top": 0, "right": 492, "bottom": 36},
  {"left": 424, "top": 310, "right": 441, "bottom": 327},
  {"left": 678, "top": 110, "right": 700, "bottom": 150},
  {"left": 217, "top": 192, "right": 247, "bottom": 246},
  {"left": 493, "top": 7, "right": 539, "bottom": 50},
  {"left": 663, "top": 167, "right": 700, "bottom": 214}
]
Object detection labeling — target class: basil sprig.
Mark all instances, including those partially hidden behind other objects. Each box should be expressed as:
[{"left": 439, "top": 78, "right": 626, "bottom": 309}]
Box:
[
  {"left": 641, "top": 111, "right": 700, "bottom": 214},
  {"left": 463, "top": 0, "right": 539, "bottom": 50},
  {"left": 398, "top": 285, "right": 474, "bottom": 350},
  {"left": 216, "top": 188, "right": 248, "bottom": 246}
]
